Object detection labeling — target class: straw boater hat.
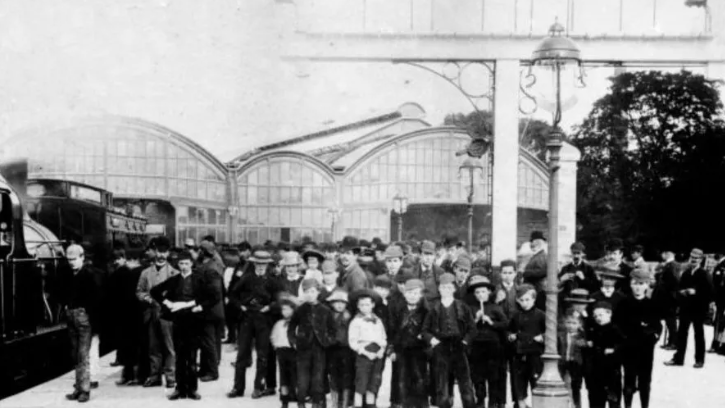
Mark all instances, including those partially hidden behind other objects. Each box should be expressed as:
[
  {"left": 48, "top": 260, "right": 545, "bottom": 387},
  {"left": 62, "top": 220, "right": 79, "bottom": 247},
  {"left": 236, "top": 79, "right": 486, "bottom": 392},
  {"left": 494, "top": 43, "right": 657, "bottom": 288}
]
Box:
[
  {"left": 596, "top": 262, "right": 624, "bottom": 280},
  {"left": 564, "top": 288, "right": 594, "bottom": 304},
  {"left": 467, "top": 275, "right": 495, "bottom": 293},
  {"left": 280, "top": 251, "right": 302, "bottom": 267},
  {"left": 249, "top": 250, "right": 273, "bottom": 264}
]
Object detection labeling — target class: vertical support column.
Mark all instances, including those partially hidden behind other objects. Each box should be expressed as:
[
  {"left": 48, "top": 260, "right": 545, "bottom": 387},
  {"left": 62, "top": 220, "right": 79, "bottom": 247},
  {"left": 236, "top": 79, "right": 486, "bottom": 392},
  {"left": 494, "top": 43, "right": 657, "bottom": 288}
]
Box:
[
  {"left": 491, "top": 59, "right": 520, "bottom": 265},
  {"left": 554, "top": 142, "right": 581, "bottom": 266}
]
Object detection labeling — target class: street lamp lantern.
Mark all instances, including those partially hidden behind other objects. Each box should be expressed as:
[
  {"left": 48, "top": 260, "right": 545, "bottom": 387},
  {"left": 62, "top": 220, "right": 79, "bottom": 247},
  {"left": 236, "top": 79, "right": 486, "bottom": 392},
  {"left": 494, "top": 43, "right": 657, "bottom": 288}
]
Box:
[
  {"left": 392, "top": 192, "right": 408, "bottom": 242},
  {"left": 529, "top": 20, "right": 584, "bottom": 408},
  {"left": 459, "top": 157, "right": 484, "bottom": 253}
]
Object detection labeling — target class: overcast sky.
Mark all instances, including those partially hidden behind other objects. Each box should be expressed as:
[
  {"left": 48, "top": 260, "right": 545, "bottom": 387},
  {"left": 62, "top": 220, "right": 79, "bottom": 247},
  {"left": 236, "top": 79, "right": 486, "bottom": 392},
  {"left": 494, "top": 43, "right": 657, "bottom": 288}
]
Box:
[{"left": 0, "top": 0, "right": 711, "bottom": 161}]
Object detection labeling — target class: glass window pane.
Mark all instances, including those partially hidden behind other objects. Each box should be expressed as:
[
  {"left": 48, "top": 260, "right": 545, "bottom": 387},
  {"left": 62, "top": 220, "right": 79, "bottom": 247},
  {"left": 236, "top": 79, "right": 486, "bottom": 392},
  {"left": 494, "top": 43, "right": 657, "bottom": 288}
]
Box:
[
  {"left": 280, "top": 207, "right": 290, "bottom": 225},
  {"left": 312, "top": 208, "right": 322, "bottom": 227},
  {"left": 248, "top": 186, "right": 257, "bottom": 204},
  {"left": 258, "top": 165, "right": 269, "bottom": 185},
  {"left": 257, "top": 207, "right": 268, "bottom": 225},
  {"left": 247, "top": 170, "right": 258, "bottom": 185},
  {"left": 270, "top": 186, "right": 280, "bottom": 203},
  {"left": 302, "top": 187, "right": 312, "bottom": 204},
  {"left": 302, "top": 166, "right": 312, "bottom": 185},
  {"left": 270, "top": 163, "right": 280, "bottom": 185},
  {"left": 258, "top": 187, "right": 269, "bottom": 204},
  {"left": 291, "top": 207, "right": 302, "bottom": 226},
  {"left": 269, "top": 207, "right": 280, "bottom": 225},
  {"left": 302, "top": 208, "right": 313, "bottom": 227}
]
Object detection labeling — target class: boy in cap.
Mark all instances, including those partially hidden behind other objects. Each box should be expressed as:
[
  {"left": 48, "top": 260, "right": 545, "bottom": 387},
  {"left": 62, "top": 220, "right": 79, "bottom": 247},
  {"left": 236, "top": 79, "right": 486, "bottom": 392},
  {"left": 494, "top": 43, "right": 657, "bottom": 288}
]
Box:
[
  {"left": 587, "top": 301, "right": 624, "bottom": 408},
  {"left": 150, "top": 250, "right": 219, "bottom": 401},
  {"left": 590, "top": 264, "right": 626, "bottom": 318},
  {"left": 319, "top": 260, "right": 342, "bottom": 302},
  {"left": 349, "top": 289, "right": 388, "bottom": 408},
  {"left": 289, "top": 278, "right": 337, "bottom": 408},
  {"left": 453, "top": 256, "right": 473, "bottom": 299},
  {"left": 467, "top": 276, "right": 508, "bottom": 408},
  {"left": 562, "top": 289, "right": 594, "bottom": 331},
  {"left": 383, "top": 245, "right": 405, "bottom": 280},
  {"left": 390, "top": 279, "right": 429, "bottom": 408},
  {"left": 507, "top": 284, "right": 545, "bottom": 408},
  {"left": 422, "top": 273, "right": 476, "bottom": 408},
  {"left": 616, "top": 268, "right": 661, "bottom": 408},
  {"left": 494, "top": 259, "right": 520, "bottom": 408},
  {"left": 415, "top": 240, "right": 444, "bottom": 304},
  {"left": 271, "top": 295, "right": 300, "bottom": 408},
  {"left": 326, "top": 290, "right": 354, "bottom": 408}
]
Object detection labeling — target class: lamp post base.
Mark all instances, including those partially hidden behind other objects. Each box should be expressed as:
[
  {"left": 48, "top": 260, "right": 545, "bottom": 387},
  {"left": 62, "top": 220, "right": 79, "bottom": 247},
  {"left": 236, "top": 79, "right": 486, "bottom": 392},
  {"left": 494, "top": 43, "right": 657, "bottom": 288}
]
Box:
[{"left": 532, "top": 353, "right": 569, "bottom": 408}]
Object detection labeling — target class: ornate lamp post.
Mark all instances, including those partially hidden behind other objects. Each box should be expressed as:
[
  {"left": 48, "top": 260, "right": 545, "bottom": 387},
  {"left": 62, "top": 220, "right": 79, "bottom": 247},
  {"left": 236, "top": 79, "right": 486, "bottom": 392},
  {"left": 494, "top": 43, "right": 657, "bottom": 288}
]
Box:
[
  {"left": 392, "top": 192, "right": 408, "bottom": 242},
  {"left": 459, "top": 157, "right": 484, "bottom": 253},
  {"left": 528, "top": 20, "right": 584, "bottom": 408}
]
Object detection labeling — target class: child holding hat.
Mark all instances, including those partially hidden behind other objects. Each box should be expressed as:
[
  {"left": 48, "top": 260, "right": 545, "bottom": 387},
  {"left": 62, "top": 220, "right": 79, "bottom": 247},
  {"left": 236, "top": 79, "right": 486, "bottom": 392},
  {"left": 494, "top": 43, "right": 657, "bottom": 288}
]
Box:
[
  {"left": 467, "top": 275, "right": 508, "bottom": 408},
  {"left": 348, "top": 289, "right": 387, "bottom": 408}
]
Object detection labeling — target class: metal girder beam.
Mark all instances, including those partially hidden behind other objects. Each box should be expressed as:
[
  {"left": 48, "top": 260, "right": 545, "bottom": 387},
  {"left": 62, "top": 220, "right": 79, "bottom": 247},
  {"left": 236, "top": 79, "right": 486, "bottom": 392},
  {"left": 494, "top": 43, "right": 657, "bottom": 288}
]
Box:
[{"left": 281, "top": 32, "right": 723, "bottom": 65}]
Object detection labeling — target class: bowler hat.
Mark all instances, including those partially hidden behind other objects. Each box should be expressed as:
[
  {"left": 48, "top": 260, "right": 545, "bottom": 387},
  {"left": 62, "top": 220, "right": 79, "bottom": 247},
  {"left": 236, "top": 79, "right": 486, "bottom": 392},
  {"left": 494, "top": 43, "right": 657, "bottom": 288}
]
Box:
[
  {"left": 301, "top": 278, "right": 321, "bottom": 292},
  {"left": 302, "top": 249, "right": 325, "bottom": 264},
  {"left": 564, "top": 288, "right": 594, "bottom": 304},
  {"left": 280, "top": 251, "right": 302, "bottom": 266},
  {"left": 454, "top": 255, "right": 472, "bottom": 270},
  {"left": 177, "top": 250, "right": 193, "bottom": 262},
  {"left": 373, "top": 275, "right": 393, "bottom": 289},
  {"left": 530, "top": 231, "right": 545, "bottom": 242},
  {"left": 326, "top": 289, "right": 349, "bottom": 304},
  {"left": 607, "top": 238, "right": 624, "bottom": 252},
  {"left": 340, "top": 236, "right": 359, "bottom": 252},
  {"left": 249, "top": 250, "right": 273, "bottom": 264},
  {"left": 155, "top": 236, "right": 171, "bottom": 252},
  {"left": 467, "top": 275, "right": 495, "bottom": 292},
  {"left": 592, "top": 301, "right": 612, "bottom": 312}
]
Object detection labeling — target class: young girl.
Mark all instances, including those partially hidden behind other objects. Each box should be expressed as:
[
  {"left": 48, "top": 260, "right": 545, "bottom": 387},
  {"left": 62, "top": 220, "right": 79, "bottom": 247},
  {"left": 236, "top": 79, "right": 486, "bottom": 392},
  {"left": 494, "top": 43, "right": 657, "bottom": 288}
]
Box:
[{"left": 302, "top": 248, "right": 325, "bottom": 284}]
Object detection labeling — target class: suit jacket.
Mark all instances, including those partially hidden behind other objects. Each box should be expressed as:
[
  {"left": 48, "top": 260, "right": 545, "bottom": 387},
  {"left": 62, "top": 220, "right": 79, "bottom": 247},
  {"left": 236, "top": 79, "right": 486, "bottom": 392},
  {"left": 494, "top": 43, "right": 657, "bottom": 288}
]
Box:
[
  {"left": 150, "top": 271, "right": 219, "bottom": 323},
  {"left": 288, "top": 301, "right": 336, "bottom": 350},
  {"left": 677, "top": 265, "right": 713, "bottom": 315},
  {"left": 136, "top": 263, "right": 179, "bottom": 322},
  {"left": 558, "top": 331, "right": 587, "bottom": 365},
  {"left": 389, "top": 301, "right": 429, "bottom": 352},
  {"left": 523, "top": 249, "right": 548, "bottom": 293},
  {"left": 652, "top": 260, "right": 680, "bottom": 312},
  {"left": 559, "top": 261, "right": 600, "bottom": 296},
  {"left": 228, "top": 270, "right": 284, "bottom": 314},
  {"left": 415, "top": 263, "right": 444, "bottom": 302},
  {"left": 422, "top": 299, "right": 476, "bottom": 345},
  {"left": 616, "top": 295, "right": 662, "bottom": 348},
  {"left": 196, "top": 260, "right": 225, "bottom": 322},
  {"left": 340, "top": 263, "right": 370, "bottom": 293}
]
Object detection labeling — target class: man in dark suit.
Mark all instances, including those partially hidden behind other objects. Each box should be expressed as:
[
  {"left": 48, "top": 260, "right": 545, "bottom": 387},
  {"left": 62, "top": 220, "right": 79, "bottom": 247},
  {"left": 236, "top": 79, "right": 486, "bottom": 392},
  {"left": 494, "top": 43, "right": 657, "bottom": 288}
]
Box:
[
  {"left": 652, "top": 250, "right": 680, "bottom": 350},
  {"left": 607, "top": 239, "right": 633, "bottom": 295},
  {"left": 151, "top": 250, "right": 219, "bottom": 400},
  {"left": 665, "top": 248, "right": 713, "bottom": 368},
  {"left": 194, "top": 241, "right": 225, "bottom": 382},
  {"left": 523, "top": 231, "right": 548, "bottom": 311},
  {"left": 559, "top": 242, "right": 600, "bottom": 302}
]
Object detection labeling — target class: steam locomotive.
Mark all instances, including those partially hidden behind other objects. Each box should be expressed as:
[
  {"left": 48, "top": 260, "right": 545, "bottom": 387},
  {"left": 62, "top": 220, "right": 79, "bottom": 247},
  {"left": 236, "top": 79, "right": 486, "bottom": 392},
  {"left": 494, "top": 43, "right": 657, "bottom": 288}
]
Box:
[{"left": 0, "top": 171, "right": 150, "bottom": 398}]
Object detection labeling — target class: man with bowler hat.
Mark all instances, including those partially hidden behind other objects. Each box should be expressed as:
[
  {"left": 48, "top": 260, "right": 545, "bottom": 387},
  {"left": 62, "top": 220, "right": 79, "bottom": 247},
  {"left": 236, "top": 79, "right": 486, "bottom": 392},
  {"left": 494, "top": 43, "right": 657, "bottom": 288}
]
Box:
[
  {"left": 665, "top": 248, "right": 713, "bottom": 368},
  {"left": 228, "top": 249, "right": 284, "bottom": 398},
  {"left": 523, "top": 231, "right": 548, "bottom": 311}
]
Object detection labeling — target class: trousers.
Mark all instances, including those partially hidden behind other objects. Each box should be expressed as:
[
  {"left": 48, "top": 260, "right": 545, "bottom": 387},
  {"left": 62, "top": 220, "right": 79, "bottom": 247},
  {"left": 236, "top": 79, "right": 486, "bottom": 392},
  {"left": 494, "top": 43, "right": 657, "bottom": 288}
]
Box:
[
  {"left": 559, "top": 361, "right": 584, "bottom": 408},
  {"left": 173, "top": 319, "right": 201, "bottom": 394},
  {"left": 199, "top": 320, "right": 224, "bottom": 377},
  {"left": 432, "top": 340, "right": 475, "bottom": 408},
  {"left": 234, "top": 312, "right": 271, "bottom": 392},
  {"left": 469, "top": 341, "right": 504, "bottom": 405},
  {"left": 354, "top": 354, "right": 384, "bottom": 395},
  {"left": 298, "top": 343, "right": 327, "bottom": 403},
  {"left": 622, "top": 344, "right": 654, "bottom": 408},
  {"left": 398, "top": 348, "right": 429, "bottom": 408},
  {"left": 328, "top": 345, "right": 354, "bottom": 393},
  {"left": 511, "top": 353, "right": 542, "bottom": 401},
  {"left": 147, "top": 317, "right": 176, "bottom": 382},
  {"left": 67, "top": 308, "right": 92, "bottom": 393},
  {"left": 277, "top": 348, "right": 297, "bottom": 402},
  {"left": 674, "top": 312, "right": 706, "bottom": 363}
]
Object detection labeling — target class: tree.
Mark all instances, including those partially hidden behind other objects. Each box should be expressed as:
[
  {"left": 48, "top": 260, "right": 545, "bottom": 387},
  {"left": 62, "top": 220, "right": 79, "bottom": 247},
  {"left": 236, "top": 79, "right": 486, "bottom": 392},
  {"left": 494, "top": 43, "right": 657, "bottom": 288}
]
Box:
[
  {"left": 572, "top": 70, "right": 725, "bottom": 256},
  {"left": 443, "top": 111, "right": 554, "bottom": 161}
]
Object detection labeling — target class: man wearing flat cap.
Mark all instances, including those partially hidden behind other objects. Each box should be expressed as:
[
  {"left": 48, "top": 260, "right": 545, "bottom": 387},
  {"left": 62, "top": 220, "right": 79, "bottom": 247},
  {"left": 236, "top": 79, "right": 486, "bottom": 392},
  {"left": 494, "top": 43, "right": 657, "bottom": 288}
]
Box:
[
  {"left": 665, "top": 248, "right": 714, "bottom": 368},
  {"left": 415, "top": 240, "right": 445, "bottom": 304},
  {"left": 559, "top": 242, "right": 600, "bottom": 311},
  {"left": 523, "top": 231, "right": 548, "bottom": 311}
]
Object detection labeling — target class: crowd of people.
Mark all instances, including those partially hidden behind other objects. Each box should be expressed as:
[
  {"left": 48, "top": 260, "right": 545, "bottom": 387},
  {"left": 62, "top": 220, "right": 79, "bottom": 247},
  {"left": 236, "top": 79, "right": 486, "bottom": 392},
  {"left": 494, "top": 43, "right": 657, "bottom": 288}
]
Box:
[{"left": 60, "top": 231, "right": 725, "bottom": 408}]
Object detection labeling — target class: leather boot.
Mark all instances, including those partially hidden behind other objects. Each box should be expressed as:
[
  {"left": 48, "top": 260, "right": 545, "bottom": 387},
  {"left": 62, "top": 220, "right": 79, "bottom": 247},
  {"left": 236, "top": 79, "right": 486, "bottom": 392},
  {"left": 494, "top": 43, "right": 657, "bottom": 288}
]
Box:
[
  {"left": 640, "top": 389, "right": 651, "bottom": 408},
  {"left": 623, "top": 391, "right": 634, "bottom": 408}
]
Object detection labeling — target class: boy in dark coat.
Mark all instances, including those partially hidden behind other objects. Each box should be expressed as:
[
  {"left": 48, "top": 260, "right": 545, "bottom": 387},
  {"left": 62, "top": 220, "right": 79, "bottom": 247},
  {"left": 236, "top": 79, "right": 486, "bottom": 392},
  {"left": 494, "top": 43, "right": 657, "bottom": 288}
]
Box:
[
  {"left": 618, "top": 269, "right": 662, "bottom": 408},
  {"left": 494, "top": 259, "right": 519, "bottom": 408},
  {"left": 467, "top": 276, "right": 508, "bottom": 408},
  {"left": 587, "top": 301, "right": 624, "bottom": 408},
  {"left": 507, "top": 284, "right": 545, "bottom": 408},
  {"left": 326, "top": 290, "right": 354, "bottom": 408},
  {"left": 390, "top": 279, "right": 429, "bottom": 408},
  {"left": 289, "top": 278, "right": 337, "bottom": 408},
  {"left": 422, "top": 273, "right": 476, "bottom": 408}
]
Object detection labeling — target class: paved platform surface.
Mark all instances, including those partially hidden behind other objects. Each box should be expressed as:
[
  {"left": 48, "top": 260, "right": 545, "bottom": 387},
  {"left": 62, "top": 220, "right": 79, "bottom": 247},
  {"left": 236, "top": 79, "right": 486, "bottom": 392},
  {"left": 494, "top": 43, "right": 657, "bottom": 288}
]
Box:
[{"left": 3, "top": 327, "right": 724, "bottom": 408}]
